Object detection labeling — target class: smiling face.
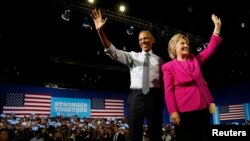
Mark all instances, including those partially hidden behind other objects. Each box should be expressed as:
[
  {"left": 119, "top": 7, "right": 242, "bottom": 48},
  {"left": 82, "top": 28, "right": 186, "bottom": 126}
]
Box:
[
  {"left": 138, "top": 30, "right": 155, "bottom": 52},
  {"left": 175, "top": 38, "right": 190, "bottom": 60},
  {"left": 168, "top": 33, "right": 190, "bottom": 60}
]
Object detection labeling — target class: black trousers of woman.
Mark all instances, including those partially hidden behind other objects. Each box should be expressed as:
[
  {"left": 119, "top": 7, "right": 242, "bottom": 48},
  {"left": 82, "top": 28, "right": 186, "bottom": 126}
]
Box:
[{"left": 175, "top": 108, "right": 211, "bottom": 141}]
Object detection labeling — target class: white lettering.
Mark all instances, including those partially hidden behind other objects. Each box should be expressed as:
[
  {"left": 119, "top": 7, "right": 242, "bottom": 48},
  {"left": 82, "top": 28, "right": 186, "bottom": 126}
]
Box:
[
  {"left": 212, "top": 129, "right": 247, "bottom": 136},
  {"left": 212, "top": 129, "right": 218, "bottom": 136}
]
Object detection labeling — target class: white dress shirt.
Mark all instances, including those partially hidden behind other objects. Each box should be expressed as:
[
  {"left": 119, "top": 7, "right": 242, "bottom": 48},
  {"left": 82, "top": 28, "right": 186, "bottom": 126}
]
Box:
[
  {"left": 113, "top": 132, "right": 118, "bottom": 141},
  {"left": 105, "top": 44, "right": 163, "bottom": 89}
]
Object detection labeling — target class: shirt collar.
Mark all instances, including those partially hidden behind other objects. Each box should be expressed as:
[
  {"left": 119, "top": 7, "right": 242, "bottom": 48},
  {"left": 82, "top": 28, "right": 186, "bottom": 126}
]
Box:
[{"left": 142, "top": 50, "right": 153, "bottom": 55}]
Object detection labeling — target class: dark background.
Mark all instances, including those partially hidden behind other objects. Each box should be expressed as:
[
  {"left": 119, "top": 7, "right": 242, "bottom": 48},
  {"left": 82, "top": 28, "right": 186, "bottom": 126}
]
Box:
[{"left": 0, "top": 0, "right": 249, "bottom": 91}]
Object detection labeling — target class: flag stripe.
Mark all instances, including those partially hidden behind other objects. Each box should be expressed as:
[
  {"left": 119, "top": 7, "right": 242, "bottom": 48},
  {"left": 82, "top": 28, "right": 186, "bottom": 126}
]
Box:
[
  {"left": 3, "top": 107, "right": 50, "bottom": 110},
  {"left": 25, "top": 98, "right": 51, "bottom": 103},
  {"left": 25, "top": 94, "right": 51, "bottom": 98},
  {"left": 24, "top": 103, "right": 51, "bottom": 106},
  {"left": 91, "top": 113, "right": 124, "bottom": 115},
  {"left": 2, "top": 111, "right": 50, "bottom": 114},
  {"left": 105, "top": 106, "right": 124, "bottom": 109},
  {"left": 91, "top": 109, "right": 124, "bottom": 112},
  {"left": 105, "top": 103, "right": 124, "bottom": 106}
]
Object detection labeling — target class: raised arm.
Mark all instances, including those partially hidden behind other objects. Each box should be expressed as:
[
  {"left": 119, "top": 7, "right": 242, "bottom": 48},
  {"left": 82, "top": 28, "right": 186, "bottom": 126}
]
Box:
[
  {"left": 197, "top": 14, "right": 222, "bottom": 63},
  {"left": 90, "top": 9, "right": 111, "bottom": 49},
  {"left": 211, "top": 14, "right": 221, "bottom": 36}
]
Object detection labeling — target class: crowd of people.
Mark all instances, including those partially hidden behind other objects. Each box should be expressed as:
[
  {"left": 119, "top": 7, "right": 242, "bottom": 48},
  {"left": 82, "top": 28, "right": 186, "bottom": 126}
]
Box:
[
  {"left": 0, "top": 115, "right": 177, "bottom": 141},
  {"left": 1, "top": 115, "right": 250, "bottom": 141}
]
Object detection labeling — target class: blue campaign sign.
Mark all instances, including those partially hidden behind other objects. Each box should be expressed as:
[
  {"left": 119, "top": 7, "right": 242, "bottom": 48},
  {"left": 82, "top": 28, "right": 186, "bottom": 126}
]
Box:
[{"left": 51, "top": 97, "right": 91, "bottom": 118}]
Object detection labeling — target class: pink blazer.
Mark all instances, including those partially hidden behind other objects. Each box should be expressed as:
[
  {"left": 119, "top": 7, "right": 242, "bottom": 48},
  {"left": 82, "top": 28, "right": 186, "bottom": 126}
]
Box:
[{"left": 162, "top": 34, "right": 222, "bottom": 114}]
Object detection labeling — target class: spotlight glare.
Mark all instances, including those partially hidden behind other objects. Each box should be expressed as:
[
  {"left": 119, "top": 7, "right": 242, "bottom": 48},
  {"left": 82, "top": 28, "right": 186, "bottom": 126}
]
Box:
[
  {"left": 119, "top": 5, "right": 126, "bottom": 12},
  {"left": 61, "top": 9, "right": 70, "bottom": 21},
  {"left": 126, "top": 26, "right": 134, "bottom": 35},
  {"left": 82, "top": 17, "right": 93, "bottom": 30}
]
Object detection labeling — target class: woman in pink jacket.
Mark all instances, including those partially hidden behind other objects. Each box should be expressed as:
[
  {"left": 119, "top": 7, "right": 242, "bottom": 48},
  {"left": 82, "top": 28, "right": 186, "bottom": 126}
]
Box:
[{"left": 162, "top": 14, "right": 222, "bottom": 141}]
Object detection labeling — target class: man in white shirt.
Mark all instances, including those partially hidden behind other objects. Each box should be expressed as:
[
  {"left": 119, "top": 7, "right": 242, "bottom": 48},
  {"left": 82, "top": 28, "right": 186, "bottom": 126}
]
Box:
[{"left": 90, "top": 9, "right": 164, "bottom": 141}]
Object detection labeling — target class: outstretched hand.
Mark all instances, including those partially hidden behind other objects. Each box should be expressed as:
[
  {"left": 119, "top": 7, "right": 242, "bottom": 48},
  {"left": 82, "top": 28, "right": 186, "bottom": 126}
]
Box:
[
  {"left": 211, "top": 14, "right": 221, "bottom": 35},
  {"left": 90, "top": 9, "right": 107, "bottom": 30},
  {"left": 211, "top": 14, "right": 221, "bottom": 27}
]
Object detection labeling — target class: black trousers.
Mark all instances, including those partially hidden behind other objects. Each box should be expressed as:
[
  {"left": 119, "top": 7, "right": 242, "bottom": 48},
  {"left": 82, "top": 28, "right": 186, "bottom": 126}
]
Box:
[
  {"left": 175, "top": 108, "right": 211, "bottom": 141},
  {"left": 127, "top": 88, "right": 163, "bottom": 141}
]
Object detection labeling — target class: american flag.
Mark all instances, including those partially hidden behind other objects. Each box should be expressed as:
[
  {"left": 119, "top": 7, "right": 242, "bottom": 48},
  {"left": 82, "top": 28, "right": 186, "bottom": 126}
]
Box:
[
  {"left": 219, "top": 104, "right": 245, "bottom": 121},
  {"left": 91, "top": 98, "right": 124, "bottom": 118},
  {"left": 2, "top": 92, "right": 51, "bottom": 117}
]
